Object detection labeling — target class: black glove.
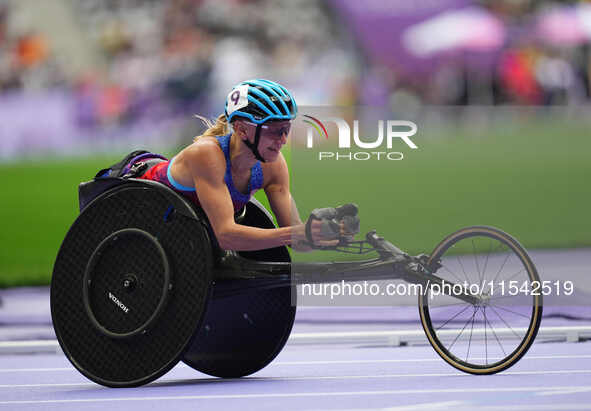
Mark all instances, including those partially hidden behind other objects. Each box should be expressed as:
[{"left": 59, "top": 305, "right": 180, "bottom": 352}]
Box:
[{"left": 305, "top": 203, "right": 360, "bottom": 245}]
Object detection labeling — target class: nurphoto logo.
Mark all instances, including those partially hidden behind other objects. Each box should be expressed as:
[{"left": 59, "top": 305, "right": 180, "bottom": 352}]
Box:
[{"left": 303, "top": 115, "right": 418, "bottom": 161}]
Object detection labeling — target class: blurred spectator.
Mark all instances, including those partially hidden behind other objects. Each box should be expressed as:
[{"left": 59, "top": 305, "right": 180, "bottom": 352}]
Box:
[
  {"left": 0, "top": 5, "right": 8, "bottom": 47},
  {"left": 534, "top": 48, "right": 581, "bottom": 105},
  {"left": 15, "top": 32, "right": 48, "bottom": 68},
  {"left": 99, "top": 20, "right": 134, "bottom": 57},
  {"left": 3, "top": 0, "right": 591, "bottom": 153},
  {"left": 497, "top": 47, "right": 543, "bottom": 105}
]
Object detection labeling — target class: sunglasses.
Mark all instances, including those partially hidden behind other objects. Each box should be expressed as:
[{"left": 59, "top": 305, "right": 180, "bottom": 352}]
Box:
[{"left": 242, "top": 120, "right": 292, "bottom": 141}]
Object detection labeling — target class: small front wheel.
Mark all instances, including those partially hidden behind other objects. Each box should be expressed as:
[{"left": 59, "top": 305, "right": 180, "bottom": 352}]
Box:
[{"left": 418, "top": 226, "right": 542, "bottom": 374}]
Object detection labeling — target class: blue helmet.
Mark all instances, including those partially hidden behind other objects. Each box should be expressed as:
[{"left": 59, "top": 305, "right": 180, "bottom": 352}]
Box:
[{"left": 224, "top": 79, "right": 297, "bottom": 124}]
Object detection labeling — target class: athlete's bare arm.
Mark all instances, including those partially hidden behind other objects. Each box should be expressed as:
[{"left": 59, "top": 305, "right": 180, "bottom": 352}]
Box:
[
  {"left": 169, "top": 139, "right": 310, "bottom": 251},
  {"left": 263, "top": 152, "right": 300, "bottom": 227}
]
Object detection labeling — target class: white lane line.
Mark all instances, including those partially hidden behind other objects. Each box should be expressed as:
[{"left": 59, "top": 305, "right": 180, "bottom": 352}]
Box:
[
  {"left": 1, "top": 369, "right": 591, "bottom": 389},
  {"left": 321, "top": 401, "right": 468, "bottom": 411},
  {"left": 3, "top": 325, "right": 590, "bottom": 354},
  {"left": 0, "top": 383, "right": 95, "bottom": 388},
  {"left": 0, "top": 368, "right": 71, "bottom": 373},
  {"left": 537, "top": 387, "right": 591, "bottom": 396},
  {"left": 323, "top": 403, "right": 591, "bottom": 411},
  {"left": 0, "top": 386, "right": 590, "bottom": 405},
  {"left": 275, "top": 354, "right": 591, "bottom": 365},
  {"left": 469, "top": 405, "right": 591, "bottom": 411},
  {"left": 275, "top": 359, "right": 443, "bottom": 365},
  {"left": 2, "top": 354, "right": 591, "bottom": 372}
]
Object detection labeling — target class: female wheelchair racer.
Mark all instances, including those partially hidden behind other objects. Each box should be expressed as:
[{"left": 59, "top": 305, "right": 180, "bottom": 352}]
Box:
[
  {"left": 51, "top": 79, "right": 542, "bottom": 388},
  {"left": 129, "top": 78, "right": 357, "bottom": 251}
]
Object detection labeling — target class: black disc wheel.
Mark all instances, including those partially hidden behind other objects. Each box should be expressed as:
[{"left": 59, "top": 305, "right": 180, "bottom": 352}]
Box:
[
  {"left": 51, "top": 183, "right": 213, "bottom": 387},
  {"left": 418, "top": 226, "right": 542, "bottom": 374}
]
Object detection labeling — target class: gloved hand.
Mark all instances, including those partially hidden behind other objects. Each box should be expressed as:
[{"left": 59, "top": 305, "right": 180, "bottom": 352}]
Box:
[{"left": 305, "top": 203, "right": 360, "bottom": 246}]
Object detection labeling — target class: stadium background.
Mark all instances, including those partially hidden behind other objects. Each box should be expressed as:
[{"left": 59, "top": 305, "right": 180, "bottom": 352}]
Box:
[{"left": 0, "top": 0, "right": 590, "bottom": 287}]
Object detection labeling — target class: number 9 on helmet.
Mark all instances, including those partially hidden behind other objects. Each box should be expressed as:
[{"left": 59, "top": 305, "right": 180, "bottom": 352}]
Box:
[{"left": 224, "top": 79, "right": 297, "bottom": 125}]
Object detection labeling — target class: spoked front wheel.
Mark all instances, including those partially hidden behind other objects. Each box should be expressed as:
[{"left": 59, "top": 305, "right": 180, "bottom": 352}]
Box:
[{"left": 418, "top": 226, "right": 542, "bottom": 374}]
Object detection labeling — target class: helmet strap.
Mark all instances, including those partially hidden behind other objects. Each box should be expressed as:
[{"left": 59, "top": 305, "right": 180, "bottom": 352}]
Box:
[{"left": 242, "top": 123, "right": 266, "bottom": 162}]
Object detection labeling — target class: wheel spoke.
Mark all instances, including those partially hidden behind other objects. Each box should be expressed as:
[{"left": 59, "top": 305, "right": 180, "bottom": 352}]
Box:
[
  {"left": 466, "top": 307, "right": 477, "bottom": 362},
  {"left": 489, "top": 294, "right": 518, "bottom": 301},
  {"left": 483, "top": 307, "right": 507, "bottom": 357},
  {"left": 447, "top": 308, "right": 478, "bottom": 351},
  {"left": 428, "top": 301, "right": 474, "bottom": 308},
  {"left": 488, "top": 303, "right": 531, "bottom": 319},
  {"left": 471, "top": 239, "right": 481, "bottom": 284},
  {"left": 490, "top": 293, "right": 528, "bottom": 301},
  {"left": 435, "top": 304, "right": 472, "bottom": 330},
  {"left": 480, "top": 239, "right": 493, "bottom": 293},
  {"left": 456, "top": 255, "right": 470, "bottom": 284},
  {"left": 441, "top": 263, "right": 466, "bottom": 285},
  {"left": 502, "top": 268, "right": 526, "bottom": 283},
  {"left": 490, "top": 269, "right": 526, "bottom": 296},
  {"left": 489, "top": 305, "right": 523, "bottom": 340},
  {"left": 489, "top": 245, "right": 511, "bottom": 291},
  {"left": 484, "top": 308, "right": 488, "bottom": 365}
]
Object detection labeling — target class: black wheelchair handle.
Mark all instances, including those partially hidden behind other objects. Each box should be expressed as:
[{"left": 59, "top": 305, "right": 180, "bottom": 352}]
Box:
[{"left": 366, "top": 230, "right": 408, "bottom": 258}]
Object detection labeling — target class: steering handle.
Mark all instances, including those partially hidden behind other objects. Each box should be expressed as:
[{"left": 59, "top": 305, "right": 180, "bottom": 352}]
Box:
[{"left": 366, "top": 230, "right": 408, "bottom": 258}]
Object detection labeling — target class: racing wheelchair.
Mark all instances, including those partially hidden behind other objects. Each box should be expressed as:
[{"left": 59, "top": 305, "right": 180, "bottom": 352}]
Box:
[{"left": 51, "top": 177, "right": 543, "bottom": 387}]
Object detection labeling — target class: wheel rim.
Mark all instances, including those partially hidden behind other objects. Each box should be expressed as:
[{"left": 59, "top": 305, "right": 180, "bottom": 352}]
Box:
[{"left": 419, "top": 226, "right": 542, "bottom": 374}]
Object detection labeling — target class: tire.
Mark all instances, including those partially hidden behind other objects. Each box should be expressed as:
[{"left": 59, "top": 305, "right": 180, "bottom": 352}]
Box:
[
  {"left": 418, "top": 226, "right": 542, "bottom": 374},
  {"left": 182, "top": 198, "right": 296, "bottom": 378}
]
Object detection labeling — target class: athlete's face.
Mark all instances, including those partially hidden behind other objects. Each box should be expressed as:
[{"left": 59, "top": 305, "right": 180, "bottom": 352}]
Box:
[{"left": 241, "top": 120, "right": 291, "bottom": 161}]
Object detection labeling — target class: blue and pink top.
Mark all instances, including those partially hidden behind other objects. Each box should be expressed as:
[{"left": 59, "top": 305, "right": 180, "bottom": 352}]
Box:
[{"left": 137, "top": 133, "right": 263, "bottom": 212}]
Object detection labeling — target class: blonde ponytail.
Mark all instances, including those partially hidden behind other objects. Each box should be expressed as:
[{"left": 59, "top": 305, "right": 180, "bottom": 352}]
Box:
[{"left": 193, "top": 114, "right": 229, "bottom": 141}]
